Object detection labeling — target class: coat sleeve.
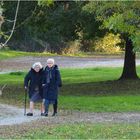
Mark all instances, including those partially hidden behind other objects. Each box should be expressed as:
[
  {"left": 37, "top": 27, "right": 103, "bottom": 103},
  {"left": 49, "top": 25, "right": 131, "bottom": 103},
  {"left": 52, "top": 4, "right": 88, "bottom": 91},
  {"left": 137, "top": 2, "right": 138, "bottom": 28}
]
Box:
[
  {"left": 42, "top": 70, "right": 46, "bottom": 85},
  {"left": 24, "top": 71, "right": 31, "bottom": 88},
  {"left": 56, "top": 69, "right": 62, "bottom": 87}
]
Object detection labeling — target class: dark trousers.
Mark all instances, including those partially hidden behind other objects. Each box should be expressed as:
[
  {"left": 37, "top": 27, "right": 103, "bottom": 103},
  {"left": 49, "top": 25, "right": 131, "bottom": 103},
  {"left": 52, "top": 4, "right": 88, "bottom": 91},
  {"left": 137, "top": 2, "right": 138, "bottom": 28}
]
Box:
[
  {"left": 44, "top": 99, "right": 57, "bottom": 114},
  {"left": 53, "top": 99, "right": 57, "bottom": 113}
]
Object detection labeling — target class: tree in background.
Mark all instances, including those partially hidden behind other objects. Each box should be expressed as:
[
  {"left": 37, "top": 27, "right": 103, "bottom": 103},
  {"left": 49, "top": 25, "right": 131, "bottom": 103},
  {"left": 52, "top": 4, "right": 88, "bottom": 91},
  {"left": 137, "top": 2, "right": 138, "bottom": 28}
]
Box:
[
  {"left": 83, "top": 1, "right": 140, "bottom": 79},
  {"left": 2, "top": 1, "right": 38, "bottom": 51},
  {"left": 28, "top": 1, "right": 87, "bottom": 53},
  {"left": 2, "top": 1, "right": 102, "bottom": 53},
  {"left": 2, "top": 0, "right": 55, "bottom": 51},
  {"left": 30, "top": 0, "right": 102, "bottom": 53}
]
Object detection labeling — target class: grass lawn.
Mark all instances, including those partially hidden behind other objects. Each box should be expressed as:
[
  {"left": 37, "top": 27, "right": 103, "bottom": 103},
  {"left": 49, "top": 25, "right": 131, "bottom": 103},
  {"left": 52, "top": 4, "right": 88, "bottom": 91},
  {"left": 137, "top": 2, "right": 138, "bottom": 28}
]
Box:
[
  {"left": 20, "top": 123, "right": 140, "bottom": 139},
  {"left": 0, "top": 67, "right": 122, "bottom": 84},
  {"left": 1, "top": 67, "right": 140, "bottom": 112},
  {"left": 1, "top": 66, "right": 140, "bottom": 139},
  {"left": 0, "top": 50, "right": 56, "bottom": 60},
  {"left": 0, "top": 50, "right": 125, "bottom": 60},
  {"left": 59, "top": 95, "right": 140, "bottom": 112},
  {"left": 3, "top": 122, "right": 140, "bottom": 139}
]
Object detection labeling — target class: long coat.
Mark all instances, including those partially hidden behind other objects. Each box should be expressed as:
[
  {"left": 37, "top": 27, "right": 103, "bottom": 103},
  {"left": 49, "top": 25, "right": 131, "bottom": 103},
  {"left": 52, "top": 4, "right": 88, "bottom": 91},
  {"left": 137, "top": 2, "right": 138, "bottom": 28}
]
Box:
[
  {"left": 24, "top": 68, "right": 44, "bottom": 98},
  {"left": 43, "top": 65, "right": 62, "bottom": 100}
]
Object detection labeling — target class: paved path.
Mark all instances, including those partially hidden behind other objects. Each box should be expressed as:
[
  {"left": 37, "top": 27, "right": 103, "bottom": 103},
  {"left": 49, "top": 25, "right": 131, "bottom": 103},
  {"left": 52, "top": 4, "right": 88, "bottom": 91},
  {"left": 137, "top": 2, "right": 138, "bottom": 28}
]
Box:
[
  {"left": 0, "top": 56, "right": 132, "bottom": 72},
  {"left": 0, "top": 104, "right": 41, "bottom": 125},
  {"left": 1, "top": 104, "right": 140, "bottom": 126},
  {"left": 1, "top": 56, "right": 140, "bottom": 72}
]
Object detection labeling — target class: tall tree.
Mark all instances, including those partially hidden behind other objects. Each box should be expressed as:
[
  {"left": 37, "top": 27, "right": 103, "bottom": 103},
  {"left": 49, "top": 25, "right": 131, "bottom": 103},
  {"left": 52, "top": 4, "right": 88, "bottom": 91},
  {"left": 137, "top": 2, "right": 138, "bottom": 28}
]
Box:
[
  {"left": 29, "top": 1, "right": 87, "bottom": 53},
  {"left": 31, "top": 1, "right": 102, "bottom": 53},
  {"left": 83, "top": 1, "right": 140, "bottom": 79},
  {"left": 2, "top": 1, "right": 37, "bottom": 51}
]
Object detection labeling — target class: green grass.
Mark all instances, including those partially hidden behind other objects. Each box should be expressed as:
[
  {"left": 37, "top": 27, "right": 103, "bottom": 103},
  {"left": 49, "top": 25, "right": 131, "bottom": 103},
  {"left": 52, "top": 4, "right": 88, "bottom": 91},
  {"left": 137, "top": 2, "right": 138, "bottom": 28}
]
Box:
[
  {"left": 0, "top": 67, "right": 122, "bottom": 85},
  {"left": 2, "top": 91, "right": 140, "bottom": 112},
  {"left": 61, "top": 67, "right": 122, "bottom": 84},
  {"left": 1, "top": 66, "right": 140, "bottom": 85},
  {"left": 0, "top": 50, "right": 56, "bottom": 60},
  {"left": 0, "top": 72, "right": 25, "bottom": 84},
  {"left": 1, "top": 67, "right": 140, "bottom": 112},
  {"left": 1, "top": 66, "right": 140, "bottom": 139},
  {"left": 20, "top": 123, "right": 140, "bottom": 139},
  {"left": 3, "top": 122, "right": 140, "bottom": 139},
  {"left": 59, "top": 95, "right": 140, "bottom": 112},
  {"left": 0, "top": 50, "right": 125, "bottom": 60}
]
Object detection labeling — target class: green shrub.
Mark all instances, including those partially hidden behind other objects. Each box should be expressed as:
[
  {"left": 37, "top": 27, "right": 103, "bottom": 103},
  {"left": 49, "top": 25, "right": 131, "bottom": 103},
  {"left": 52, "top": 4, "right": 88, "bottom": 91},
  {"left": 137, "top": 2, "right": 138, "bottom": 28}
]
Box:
[{"left": 10, "top": 71, "right": 24, "bottom": 75}]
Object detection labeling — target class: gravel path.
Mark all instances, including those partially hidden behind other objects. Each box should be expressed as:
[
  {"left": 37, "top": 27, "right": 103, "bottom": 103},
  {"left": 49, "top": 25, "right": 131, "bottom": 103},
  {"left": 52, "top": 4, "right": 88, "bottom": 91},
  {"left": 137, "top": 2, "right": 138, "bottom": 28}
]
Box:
[
  {"left": 0, "top": 104, "right": 41, "bottom": 126},
  {"left": 1, "top": 104, "right": 140, "bottom": 127},
  {"left": 1, "top": 56, "right": 140, "bottom": 72}
]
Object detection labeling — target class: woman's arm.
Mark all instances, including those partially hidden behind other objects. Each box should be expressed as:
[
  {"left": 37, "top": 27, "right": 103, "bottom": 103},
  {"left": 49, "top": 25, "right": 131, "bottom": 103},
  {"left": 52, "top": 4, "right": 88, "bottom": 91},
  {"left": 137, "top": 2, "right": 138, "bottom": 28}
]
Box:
[
  {"left": 56, "top": 69, "right": 62, "bottom": 87},
  {"left": 24, "top": 71, "right": 31, "bottom": 89},
  {"left": 42, "top": 70, "right": 47, "bottom": 86}
]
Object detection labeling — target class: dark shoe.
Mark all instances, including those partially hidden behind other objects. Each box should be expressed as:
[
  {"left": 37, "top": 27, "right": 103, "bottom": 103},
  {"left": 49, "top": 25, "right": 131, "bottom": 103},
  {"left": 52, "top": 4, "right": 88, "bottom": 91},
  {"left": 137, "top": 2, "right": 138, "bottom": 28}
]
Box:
[
  {"left": 44, "top": 113, "right": 48, "bottom": 117},
  {"left": 41, "top": 112, "right": 48, "bottom": 117},
  {"left": 41, "top": 113, "right": 44, "bottom": 116},
  {"left": 26, "top": 112, "right": 33, "bottom": 116},
  {"left": 52, "top": 112, "right": 57, "bottom": 117}
]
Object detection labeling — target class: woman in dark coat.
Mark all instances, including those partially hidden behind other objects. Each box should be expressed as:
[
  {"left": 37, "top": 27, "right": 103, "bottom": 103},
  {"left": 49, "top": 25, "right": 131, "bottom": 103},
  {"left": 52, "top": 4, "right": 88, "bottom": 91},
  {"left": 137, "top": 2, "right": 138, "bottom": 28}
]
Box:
[
  {"left": 42, "top": 58, "right": 62, "bottom": 116},
  {"left": 24, "top": 62, "right": 44, "bottom": 116}
]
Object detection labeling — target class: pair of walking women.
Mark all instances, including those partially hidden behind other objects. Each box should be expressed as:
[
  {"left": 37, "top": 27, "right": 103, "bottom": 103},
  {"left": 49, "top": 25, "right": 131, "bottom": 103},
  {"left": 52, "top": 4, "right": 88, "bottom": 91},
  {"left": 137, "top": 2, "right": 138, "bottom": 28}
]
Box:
[{"left": 24, "top": 58, "right": 62, "bottom": 116}]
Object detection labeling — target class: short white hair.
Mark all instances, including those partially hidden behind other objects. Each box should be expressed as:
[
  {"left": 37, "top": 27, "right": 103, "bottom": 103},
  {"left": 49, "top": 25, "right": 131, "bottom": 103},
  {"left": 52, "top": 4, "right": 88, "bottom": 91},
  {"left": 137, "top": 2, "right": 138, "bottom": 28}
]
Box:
[
  {"left": 32, "top": 62, "right": 43, "bottom": 69},
  {"left": 47, "top": 58, "right": 55, "bottom": 64}
]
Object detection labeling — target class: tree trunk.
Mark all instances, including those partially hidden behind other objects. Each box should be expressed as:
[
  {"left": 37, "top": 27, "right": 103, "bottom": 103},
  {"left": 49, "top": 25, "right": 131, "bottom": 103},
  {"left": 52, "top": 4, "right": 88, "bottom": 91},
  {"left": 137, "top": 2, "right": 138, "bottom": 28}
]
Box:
[{"left": 119, "top": 36, "right": 138, "bottom": 80}]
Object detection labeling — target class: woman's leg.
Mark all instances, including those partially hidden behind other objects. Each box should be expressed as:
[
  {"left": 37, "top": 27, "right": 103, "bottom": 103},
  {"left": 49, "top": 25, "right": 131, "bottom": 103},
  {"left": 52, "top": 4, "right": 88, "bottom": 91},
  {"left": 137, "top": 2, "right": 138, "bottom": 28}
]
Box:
[
  {"left": 30, "top": 101, "right": 34, "bottom": 113},
  {"left": 52, "top": 99, "right": 57, "bottom": 116},
  {"left": 44, "top": 100, "right": 49, "bottom": 116},
  {"left": 41, "top": 102, "right": 45, "bottom": 114},
  {"left": 27, "top": 101, "right": 34, "bottom": 116}
]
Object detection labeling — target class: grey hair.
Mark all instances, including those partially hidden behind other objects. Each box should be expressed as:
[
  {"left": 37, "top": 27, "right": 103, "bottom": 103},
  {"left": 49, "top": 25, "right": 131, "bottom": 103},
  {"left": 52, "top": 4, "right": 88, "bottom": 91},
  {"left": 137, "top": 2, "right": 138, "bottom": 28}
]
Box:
[
  {"left": 47, "top": 58, "right": 55, "bottom": 64},
  {"left": 32, "top": 62, "right": 43, "bottom": 69}
]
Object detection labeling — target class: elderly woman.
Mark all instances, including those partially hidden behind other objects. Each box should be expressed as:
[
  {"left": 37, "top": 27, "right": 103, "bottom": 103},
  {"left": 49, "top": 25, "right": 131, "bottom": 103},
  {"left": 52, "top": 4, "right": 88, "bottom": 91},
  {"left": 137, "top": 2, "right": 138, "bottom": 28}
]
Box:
[
  {"left": 24, "top": 62, "right": 44, "bottom": 116},
  {"left": 42, "top": 58, "right": 62, "bottom": 116}
]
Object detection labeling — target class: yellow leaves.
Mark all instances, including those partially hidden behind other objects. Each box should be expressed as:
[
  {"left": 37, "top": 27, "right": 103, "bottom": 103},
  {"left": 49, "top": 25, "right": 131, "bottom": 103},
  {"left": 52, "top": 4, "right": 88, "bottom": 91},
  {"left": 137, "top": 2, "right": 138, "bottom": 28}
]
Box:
[{"left": 94, "top": 33, "right": 122, "bottom": 53}]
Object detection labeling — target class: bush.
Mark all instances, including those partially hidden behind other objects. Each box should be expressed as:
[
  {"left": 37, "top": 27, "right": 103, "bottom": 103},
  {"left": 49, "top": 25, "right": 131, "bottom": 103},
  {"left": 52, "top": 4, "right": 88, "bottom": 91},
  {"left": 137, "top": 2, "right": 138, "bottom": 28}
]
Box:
[
  {"left": 10, "top": 71, "right": 24, "bottom": 75},
  {"left": 61, "top": 40, "right": 81, "bottom": 55},
  {"left": 93, "top": 33, "right": 122, "bottom": 53}
]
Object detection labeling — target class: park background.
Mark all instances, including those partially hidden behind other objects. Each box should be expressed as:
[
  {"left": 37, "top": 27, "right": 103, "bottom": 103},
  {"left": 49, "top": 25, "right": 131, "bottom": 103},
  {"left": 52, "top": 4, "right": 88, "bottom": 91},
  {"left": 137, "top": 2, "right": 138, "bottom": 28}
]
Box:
[{"left": 1, "top": 0, "right": 140, "bottom": 139}]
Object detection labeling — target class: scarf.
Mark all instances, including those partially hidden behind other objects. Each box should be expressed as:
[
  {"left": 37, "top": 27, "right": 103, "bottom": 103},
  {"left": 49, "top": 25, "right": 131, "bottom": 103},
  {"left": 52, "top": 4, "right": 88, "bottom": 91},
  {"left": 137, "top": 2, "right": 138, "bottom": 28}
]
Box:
[{"left": 47, "top": 66, "right": 54, "bottom": 83}]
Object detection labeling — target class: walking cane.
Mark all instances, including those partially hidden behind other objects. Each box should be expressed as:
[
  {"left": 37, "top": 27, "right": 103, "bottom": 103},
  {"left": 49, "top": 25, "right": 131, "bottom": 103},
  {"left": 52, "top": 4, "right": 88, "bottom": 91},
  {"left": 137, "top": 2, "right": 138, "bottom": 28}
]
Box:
[{"left": 24, "top": 88, "right": 28, "bottom": 116}]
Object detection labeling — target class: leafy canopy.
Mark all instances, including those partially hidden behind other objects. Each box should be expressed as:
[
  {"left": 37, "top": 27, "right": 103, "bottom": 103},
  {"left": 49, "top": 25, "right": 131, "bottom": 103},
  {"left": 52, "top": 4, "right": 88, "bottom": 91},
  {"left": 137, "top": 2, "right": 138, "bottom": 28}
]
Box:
[{"left": 83, "top": 1, "right": 140, "bottom": 51}]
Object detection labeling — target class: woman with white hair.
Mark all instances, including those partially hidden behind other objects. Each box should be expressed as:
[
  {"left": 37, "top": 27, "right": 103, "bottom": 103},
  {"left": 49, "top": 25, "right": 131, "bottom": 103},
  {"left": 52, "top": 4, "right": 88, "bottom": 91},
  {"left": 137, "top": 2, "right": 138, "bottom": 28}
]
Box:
[
  {"left": 42, "top": 58, "right": 62, "bottom": 116},
  {"left": 24, "top": 62, "right": 44, "bottom": 116}
]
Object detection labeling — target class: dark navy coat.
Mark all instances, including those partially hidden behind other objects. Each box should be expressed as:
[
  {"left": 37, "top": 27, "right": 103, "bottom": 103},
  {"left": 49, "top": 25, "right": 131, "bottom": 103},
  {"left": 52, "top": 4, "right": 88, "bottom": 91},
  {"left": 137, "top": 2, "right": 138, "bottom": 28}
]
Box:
[
  {"left": 43, "top": 65, "right": 62, "bottom": 100},
  {"left": 24, "top": 68, "right": 44, "bottom": 98}
]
